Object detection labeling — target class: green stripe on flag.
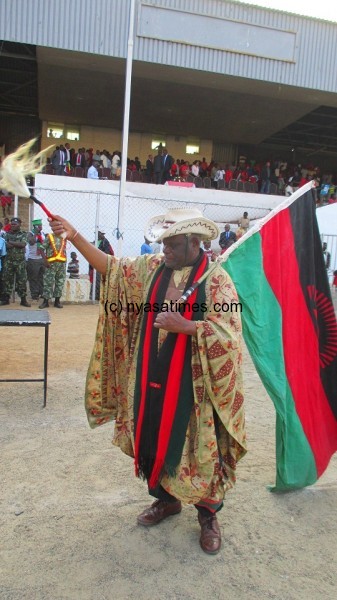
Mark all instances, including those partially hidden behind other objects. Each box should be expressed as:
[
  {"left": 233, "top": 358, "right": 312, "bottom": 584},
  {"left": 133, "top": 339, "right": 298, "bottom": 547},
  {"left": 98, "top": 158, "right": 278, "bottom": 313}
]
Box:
[{"left": 224, "top": 234, "right": 317, "bottom": 490}]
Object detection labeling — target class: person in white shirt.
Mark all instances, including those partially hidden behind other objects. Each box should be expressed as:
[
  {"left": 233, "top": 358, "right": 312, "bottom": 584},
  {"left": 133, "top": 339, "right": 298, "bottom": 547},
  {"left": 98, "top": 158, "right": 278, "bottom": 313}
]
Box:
[
  {"left": 214, "top": 168, "right": 225, "bottom": 181},
  {"left": 87, "top": 155, "right": 101, "bottom": 179},
  {"left": 150, "top": 241, "right": 161, "bottom": 254},
  {"left": 64, "top": 143, "right": 71, "bottom": 163},
  {"left": 285, "top": 177, "right": 294, "bottom": 197},
  {"left": 191, "top": 161, "right": 200, "bottom": 177},
  {"left": 26, "top": 218, "right": 46, "bottom": 300},
  {"left": 100, "top": 151, "right": 111, "bottom": 169},
  {"left": 213, "top": 167, "right": 225, "bottom": 188},
  {"left": 111, "top": 152, "right": 121, "bottom": 177}
]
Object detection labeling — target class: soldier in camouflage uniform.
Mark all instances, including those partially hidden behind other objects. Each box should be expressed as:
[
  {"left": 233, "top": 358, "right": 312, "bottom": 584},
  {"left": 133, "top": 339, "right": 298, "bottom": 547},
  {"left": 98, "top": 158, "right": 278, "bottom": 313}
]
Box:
[
  {"left": 39, "top": 232, "right": 67, "bottom": 308},
  {"left": 0, "top": 217, "right": 31, "bottom": 306}
]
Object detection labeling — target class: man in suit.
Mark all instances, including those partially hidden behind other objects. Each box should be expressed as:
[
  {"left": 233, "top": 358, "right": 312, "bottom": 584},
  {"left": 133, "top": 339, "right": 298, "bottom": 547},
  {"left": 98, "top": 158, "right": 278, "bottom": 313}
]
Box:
[
  {"left": 260, "top": 160, "right": 272, "bottom": 194},
  {"left": 73, "top": 147, "right": 86, "bottom": 170},
  {"left": 161, "top": 148, "right": 174, "bottom": 184},
  {"left": 219, "top": 224, "right": 237, "bottom": 253},
  {"left": 153, "top": 149, "right": 163, "bottom": 185},
  {"left": 145, "top": 154, "right": 154, "bottom": 183},
  {"left": 51, "top": 145, "right": 66, "bottom": 176}
]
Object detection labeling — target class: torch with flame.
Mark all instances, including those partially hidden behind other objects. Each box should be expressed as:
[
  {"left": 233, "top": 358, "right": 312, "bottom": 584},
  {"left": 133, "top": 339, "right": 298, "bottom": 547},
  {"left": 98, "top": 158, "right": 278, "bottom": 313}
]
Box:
[{"left": 0, "top": 138, "right": 58, "bottom": 221}]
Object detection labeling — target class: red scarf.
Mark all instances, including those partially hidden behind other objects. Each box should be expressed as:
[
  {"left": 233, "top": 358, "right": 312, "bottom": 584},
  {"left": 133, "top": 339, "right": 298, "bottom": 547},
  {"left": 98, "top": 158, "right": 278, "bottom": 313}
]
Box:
[{"left": 134, "top": 252, "right": 208, "bottom": 489}]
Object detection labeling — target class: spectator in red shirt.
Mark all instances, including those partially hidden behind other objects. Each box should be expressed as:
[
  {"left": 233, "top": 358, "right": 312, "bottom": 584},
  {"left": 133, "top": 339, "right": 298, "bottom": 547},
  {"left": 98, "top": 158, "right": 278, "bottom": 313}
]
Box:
[
  {"left": 299, "top": 175, "right": 309, "bottom": 187},
  {"left": 199, "top": 158, "right": 208, "bottom": 177},
  {"left": 3, "top": 217, "right": 11, "bottom": 232},
  {"left": 180, "top": 161, "right": 190, "bottom": 178},
  {"left": 225, "top": 168, "right": 233, "bottom": 185},
  {"left": 171, "top": 160, "right": 179, "bottom": 178},
  {"left": 1, "top": 192, "right": 12, "bottom": 218}
]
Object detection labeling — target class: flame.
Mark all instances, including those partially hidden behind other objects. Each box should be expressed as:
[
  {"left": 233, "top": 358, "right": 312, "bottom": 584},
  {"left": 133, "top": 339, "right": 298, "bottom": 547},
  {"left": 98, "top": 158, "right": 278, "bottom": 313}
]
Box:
[{"left": 0, "top": 138, "right": 54, "bottom": 198}]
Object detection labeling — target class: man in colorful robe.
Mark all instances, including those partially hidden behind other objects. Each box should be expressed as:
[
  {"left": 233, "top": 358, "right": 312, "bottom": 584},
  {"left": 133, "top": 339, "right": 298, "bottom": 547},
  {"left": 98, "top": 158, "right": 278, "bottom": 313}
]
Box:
[{"left": 49, "top": 208, "right": 246, "bottom": 555}]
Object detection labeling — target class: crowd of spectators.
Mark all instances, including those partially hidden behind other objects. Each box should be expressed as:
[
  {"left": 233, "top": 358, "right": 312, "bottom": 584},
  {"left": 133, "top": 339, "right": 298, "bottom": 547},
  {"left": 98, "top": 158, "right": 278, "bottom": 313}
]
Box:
[
  {"left": 42, "top": 146, "right": 337, "bottom": 199},
  {"left": 1, "top": 140, "right": 336, "bottom": 200},
  {"left": 1, "top": 144, "right": 337, "bottom": 303},
  {"left": 47, "top": 146, "right": 122, "bottom": 178}
]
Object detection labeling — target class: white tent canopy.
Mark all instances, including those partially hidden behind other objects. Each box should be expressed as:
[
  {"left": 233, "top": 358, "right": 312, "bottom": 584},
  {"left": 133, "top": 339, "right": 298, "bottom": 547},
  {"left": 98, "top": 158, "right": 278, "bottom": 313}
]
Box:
[
  {"left": 316, "top": 203, "right": 337, "bottom": 274},
  {"left": 316, "top": 203, "right": 337, "bottom": 236}
]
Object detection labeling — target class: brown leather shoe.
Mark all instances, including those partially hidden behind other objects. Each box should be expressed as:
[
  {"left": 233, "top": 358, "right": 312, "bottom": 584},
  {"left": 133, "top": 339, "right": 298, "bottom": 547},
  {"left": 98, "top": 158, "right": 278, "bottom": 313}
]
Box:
[
  {"left": 198, "top": 512, "right": 221, "bottom": 554},
  {"left": 137, "top": 499, "right": 182, "bottom": 526}
]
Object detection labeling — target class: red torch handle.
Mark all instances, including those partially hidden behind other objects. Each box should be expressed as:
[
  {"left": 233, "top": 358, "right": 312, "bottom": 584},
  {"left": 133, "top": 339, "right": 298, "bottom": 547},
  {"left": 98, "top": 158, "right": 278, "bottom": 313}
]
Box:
[{"left": 30, "top": 195, "right": 55, "bottom": 219}]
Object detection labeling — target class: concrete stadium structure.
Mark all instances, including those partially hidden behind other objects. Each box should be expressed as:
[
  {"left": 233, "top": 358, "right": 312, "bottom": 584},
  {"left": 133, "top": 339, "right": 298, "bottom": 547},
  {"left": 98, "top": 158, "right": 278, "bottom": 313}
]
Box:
[{"left": 1, "top": 0, "right": 337, "bottom": 169}]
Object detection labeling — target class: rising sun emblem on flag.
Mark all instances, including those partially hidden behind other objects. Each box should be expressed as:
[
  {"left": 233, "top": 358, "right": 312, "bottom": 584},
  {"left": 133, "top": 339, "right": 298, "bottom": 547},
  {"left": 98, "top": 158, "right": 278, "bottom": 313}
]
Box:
[{"left": 307, "top": 285, "right": 337, "bottom": 368}]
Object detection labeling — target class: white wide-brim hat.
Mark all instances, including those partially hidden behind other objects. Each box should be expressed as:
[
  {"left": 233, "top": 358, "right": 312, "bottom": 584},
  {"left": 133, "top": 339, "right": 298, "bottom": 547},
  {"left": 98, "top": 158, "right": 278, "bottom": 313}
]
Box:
[{"left": 145, "top": 208, "right": 219, "bottom": 243}]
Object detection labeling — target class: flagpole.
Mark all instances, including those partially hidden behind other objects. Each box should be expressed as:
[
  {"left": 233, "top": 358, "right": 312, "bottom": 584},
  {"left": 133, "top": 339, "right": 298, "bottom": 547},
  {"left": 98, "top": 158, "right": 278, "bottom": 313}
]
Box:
[
  {"left": 117, "top": 0, "right": 136, "bottom": 257},
  {"left": 14, "top": 194, "right": 18, "bottom": 218}
]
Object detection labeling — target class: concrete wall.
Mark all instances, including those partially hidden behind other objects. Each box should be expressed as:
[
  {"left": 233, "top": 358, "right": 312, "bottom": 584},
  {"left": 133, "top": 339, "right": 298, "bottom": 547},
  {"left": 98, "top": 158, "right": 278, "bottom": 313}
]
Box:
[{"left": 40, "top": 122, "right": 214, "bottom": 165}]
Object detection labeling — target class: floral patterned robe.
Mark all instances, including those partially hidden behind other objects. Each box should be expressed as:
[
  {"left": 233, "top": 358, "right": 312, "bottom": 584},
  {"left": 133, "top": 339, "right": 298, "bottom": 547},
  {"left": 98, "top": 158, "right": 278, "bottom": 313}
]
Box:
[{"left": 85, "top": 254, "right": 247, "bottom": 506}]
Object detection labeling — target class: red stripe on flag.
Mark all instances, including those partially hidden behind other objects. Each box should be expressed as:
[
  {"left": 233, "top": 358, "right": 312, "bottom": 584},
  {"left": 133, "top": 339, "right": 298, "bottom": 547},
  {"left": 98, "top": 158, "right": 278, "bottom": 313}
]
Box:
[{"left": 261, "top": 210, "right": 337, "bottom": 477}]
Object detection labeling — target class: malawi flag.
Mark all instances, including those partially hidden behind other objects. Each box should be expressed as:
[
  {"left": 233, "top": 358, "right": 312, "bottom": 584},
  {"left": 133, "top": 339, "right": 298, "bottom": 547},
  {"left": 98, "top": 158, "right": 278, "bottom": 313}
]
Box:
[{"left": 223, "top": 181, "right": 337, "bottom": 491}]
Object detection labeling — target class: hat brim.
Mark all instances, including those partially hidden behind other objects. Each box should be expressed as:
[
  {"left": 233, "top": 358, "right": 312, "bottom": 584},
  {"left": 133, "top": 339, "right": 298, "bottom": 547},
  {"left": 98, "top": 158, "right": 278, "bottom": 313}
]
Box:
[{"left": 145, "top": 214, "right": 219, "bottom": 243}]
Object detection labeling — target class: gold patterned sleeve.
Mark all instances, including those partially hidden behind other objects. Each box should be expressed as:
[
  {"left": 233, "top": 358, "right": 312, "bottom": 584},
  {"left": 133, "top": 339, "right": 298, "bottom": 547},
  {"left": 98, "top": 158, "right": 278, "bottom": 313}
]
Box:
[
  {"left": 192, "top": 264, "right": 246, "bottom": 450},
  {"left": 85, "top": 253, "right": 162, "bottom": 429}
]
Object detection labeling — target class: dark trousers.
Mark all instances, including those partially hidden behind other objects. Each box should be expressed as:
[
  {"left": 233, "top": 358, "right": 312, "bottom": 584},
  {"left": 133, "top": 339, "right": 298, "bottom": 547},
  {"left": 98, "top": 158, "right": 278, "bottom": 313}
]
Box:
[
  {"left": 149, "top": 485, "right": 223, "bottom": 514},
  {"left": 161, "top": 171, "right": 171, "bottom": 185},
  {"left": 27, "top": 259, "right": 45, "bottom": 298}
]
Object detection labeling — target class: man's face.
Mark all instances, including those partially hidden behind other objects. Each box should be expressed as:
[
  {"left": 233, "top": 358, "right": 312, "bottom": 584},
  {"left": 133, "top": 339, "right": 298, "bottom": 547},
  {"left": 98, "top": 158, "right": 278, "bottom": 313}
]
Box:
[
  {"left": 34, "top": 225, "right": 42, "bottom": 232},
  {"left": 10, "top": 222, "right": 20, "bottom": 232},
  {"left": 225, "top": 225, "right": 230, "bottom": 232},
  {"left": 163, "top": 234, "right": 198, "bottom": 270}
]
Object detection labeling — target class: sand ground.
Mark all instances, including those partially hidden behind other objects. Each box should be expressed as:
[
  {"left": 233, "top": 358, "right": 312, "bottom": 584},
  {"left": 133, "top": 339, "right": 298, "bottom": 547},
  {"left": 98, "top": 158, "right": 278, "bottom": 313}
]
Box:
[{"left": 0, "top": 304, "right": 336, "bottom": 600}]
